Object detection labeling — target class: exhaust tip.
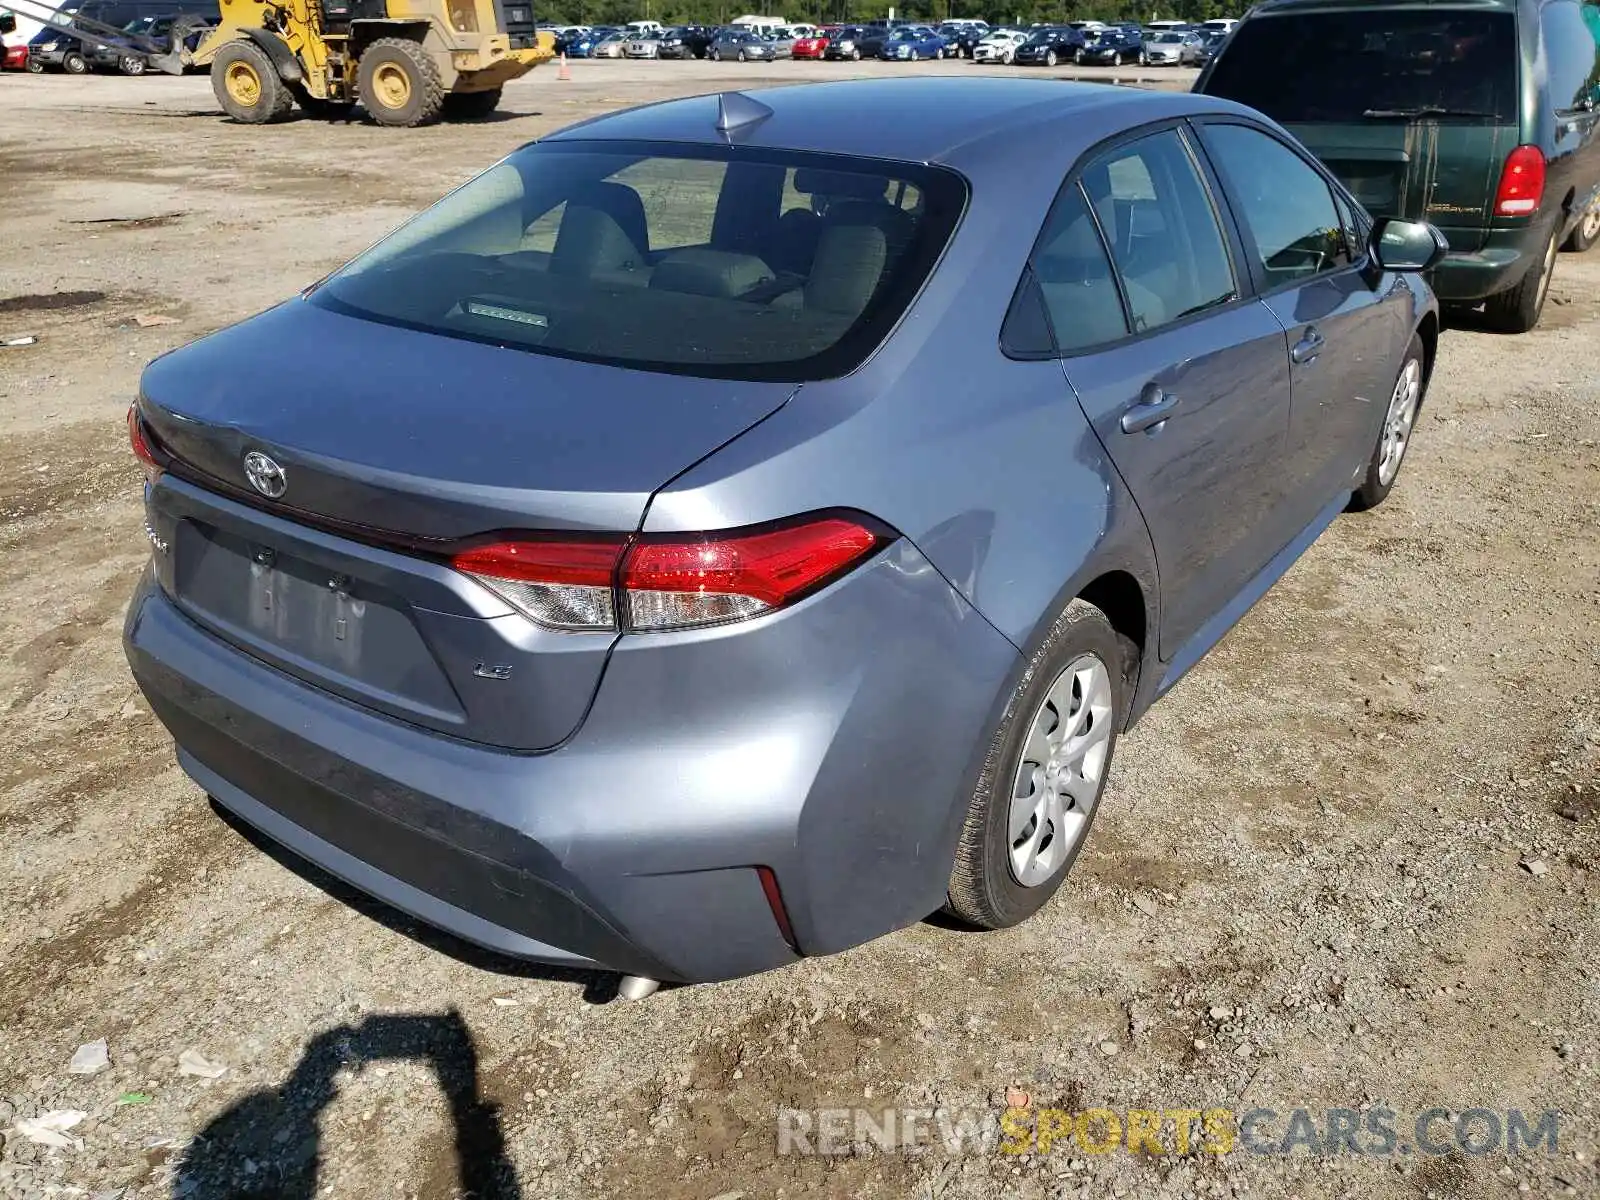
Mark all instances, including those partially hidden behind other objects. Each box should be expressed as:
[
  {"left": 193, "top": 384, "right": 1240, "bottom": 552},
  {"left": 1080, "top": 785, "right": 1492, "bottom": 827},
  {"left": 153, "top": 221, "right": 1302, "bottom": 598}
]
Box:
[{"left": 616, "top": 975, "right": 661, "bottom": 1002}]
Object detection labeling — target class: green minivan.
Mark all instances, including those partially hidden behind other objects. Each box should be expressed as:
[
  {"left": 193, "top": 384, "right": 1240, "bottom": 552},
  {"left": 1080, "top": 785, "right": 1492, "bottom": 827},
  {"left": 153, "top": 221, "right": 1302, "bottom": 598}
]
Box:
[{"left": 1197, "top": 0, "right": 1600, "bottom": 332}]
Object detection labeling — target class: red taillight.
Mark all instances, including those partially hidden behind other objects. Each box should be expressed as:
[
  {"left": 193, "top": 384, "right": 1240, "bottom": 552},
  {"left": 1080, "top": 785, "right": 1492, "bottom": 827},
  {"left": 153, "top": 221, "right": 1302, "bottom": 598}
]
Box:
[
  {"left": 451, "top": 537, "right": 624, "bottom": 630},
  {"left": 622, "top": 517, "right": 882, "bottom": 631},
  {"left": 756, "top": 865, "right": 798, "bottom": 951},
  {"left": 128, "top": 405, "right": 162, "bottom": 485},
  {"left": 450, "top": 515, "right": 885, "bottom": 633},
  {"left": 1494, "top": 145, "right": 1546, "bottom": 217}
]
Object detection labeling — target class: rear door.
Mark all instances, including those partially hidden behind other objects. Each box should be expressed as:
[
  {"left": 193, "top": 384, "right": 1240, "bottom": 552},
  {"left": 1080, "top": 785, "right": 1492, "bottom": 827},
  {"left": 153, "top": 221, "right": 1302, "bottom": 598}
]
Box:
[
  {"left": 1195, "top": 119, "right": 1402, "bottom": 514},
  {"left": 1034, "top": 126, "right": 1297, "bottom": 659},
  {"left": 1199, "top": 8, "right": 1519, "bottom": 251}
]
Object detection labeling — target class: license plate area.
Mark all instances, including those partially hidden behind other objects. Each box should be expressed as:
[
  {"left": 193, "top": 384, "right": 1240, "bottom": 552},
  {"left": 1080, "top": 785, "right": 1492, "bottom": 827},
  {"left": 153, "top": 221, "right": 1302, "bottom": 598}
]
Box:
[{"left": 172, "top": 520, "right": 465, "bottom": 722}]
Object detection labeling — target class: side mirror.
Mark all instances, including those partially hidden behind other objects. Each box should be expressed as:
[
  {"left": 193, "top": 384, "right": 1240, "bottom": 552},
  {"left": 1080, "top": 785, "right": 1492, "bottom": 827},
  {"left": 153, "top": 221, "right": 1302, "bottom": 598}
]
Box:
[
  {"left": 1369, "top": 217, "right": 1448, "bottom": 272},
  {"left": 0, "top": 11, "right": 16, "bottom": 34}
]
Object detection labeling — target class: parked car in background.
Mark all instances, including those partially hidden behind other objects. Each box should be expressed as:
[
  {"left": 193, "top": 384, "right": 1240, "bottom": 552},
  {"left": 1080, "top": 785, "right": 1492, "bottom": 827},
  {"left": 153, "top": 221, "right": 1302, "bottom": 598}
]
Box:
[
  {"left": 972, "top": 27, "right": 1027, "bottom": 62},
  {"left": 1012, "top": 24, "right": 1085, "bottom": 66},
  {"left": 938, "top": 18, "right": 988, "bottom": 56},
  {"left": 822, "top": 24, "right": 869, "bottom": 57},
  {"left": 1200, "top": 17, "right": 1237, "bottom": 34},
  {"left": 879, "top": 24, "right": 945, "bottom": 60},
  {"left": 1199, "top": 0, "right": 1600, "bottom": 333},
  {"left": 87, "top": 12, "right": 193, "bottom": 73},
  {"left": 23, "top": 0, "right": 218, "bottom": 71},
  {"left": 1192, "top": 29, "right": 1226, "bottom": 66},
  {"left": 591, "top": 31, "right": 628, "bottom": 58},
  {"left": 656, "top": 25, "right": 711, "bottom": 57},
  {"left": 709, "top": 27, "right": 777, "bottom": 59},
  {"left": 846, "top": 21, "right": 898, "bottom": 57},
  {"left": 1143, "top": 29, "right": 1202, "bottom": 65},
  {"left": 564, "top": 27, "right": 618, "bottom": 57},
  {"left": 623, "top": 31, "right": 661, "bottom": 57},
  {"left": 2, "top": 42, "right": 26, "bottom": 70},
  {"left": 763, "top": 26, "right": 798, "bottom": 55},
  {"left": 791, "top": 27, "right": 830, "bottom": 57},
  {"left": 125, "top": 78, "right": 1445, "bottom": 989},
  {"left": 552, "top": 25, "right": 589, "bottom": 53},
  {"left": 1079, "top": 23, "right": 1144, "bottom": 65}
]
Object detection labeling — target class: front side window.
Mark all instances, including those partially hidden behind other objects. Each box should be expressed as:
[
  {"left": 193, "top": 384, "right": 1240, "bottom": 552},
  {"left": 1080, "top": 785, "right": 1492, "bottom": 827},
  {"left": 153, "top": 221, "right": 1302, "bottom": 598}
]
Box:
[
  {"left": 1201, "top": 123, "right": 1347, "bottom": 286},
  {"left": 311, "top": 141, "right": 966, "bottom": 381},
  {"left": 1077, "top": 129, "right": 1236, "bottom": 334},
  {"left": 1203, "top": 10, "right": 1517, "bottom": 123}
]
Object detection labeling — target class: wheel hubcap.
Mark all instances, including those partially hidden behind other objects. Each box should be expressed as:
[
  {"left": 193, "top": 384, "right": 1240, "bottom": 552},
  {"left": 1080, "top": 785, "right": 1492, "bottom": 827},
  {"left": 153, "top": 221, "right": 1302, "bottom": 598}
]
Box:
[
  {"left": 1007, "top": 654, "right": 1113, "bottom": 887},
  {"left": 1377, "top": 358, "right": 1421, "bottom": 486},
  {"left": 225, "top": 60, "right": 261, "bottom": 105},
  {"left": 373, "top": 62, "right": 411, "bottom": 108}
]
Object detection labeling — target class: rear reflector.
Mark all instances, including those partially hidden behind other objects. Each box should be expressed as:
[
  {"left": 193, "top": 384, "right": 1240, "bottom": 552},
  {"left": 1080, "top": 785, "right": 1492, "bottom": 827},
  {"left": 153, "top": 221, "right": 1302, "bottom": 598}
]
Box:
[
  {"left": 449, "top": 515, "right": 886, "bottom": 633},
  {"left": 1494, "top": 145, "right": 1546, "bottom": 217},
  {"left": 128, "top": 405, "right": 162, "bottom": 486},
  {"left": 756, "top": 865, "right": 799, "bottom": 951}
]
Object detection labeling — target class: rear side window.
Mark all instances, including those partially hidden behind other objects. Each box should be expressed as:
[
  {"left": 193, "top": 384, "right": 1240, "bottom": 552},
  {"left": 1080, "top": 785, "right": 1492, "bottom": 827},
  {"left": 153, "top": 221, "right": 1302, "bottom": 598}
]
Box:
[
  {"left": 1542, "top": 1, "right": 1600, "bottom": 113},
  {"left": 1078, "top": 130, "right": 1236, "bottom": 334},
  {"left": 1029, "top": 186, "right": 1128, "bottom": 351},
  {"left": 1201, "top": 123, "right": 1347, "bottom": 286},
  {"left": 1203, "top": 10, "right": 1518, "bottom": 123},
  {"left": 311, "top": 141, "right": 966, "bottom": 381}
]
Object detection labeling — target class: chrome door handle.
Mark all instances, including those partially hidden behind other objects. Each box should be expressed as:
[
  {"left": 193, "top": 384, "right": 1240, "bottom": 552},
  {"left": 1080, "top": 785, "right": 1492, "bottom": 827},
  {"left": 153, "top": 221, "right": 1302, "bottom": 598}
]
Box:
[
  {"left": 1120, "top": 385, "right": 1180, "bottom": 434},
  {"left": 1291, "top": 329, "right": 1325, "bottom": 365}
]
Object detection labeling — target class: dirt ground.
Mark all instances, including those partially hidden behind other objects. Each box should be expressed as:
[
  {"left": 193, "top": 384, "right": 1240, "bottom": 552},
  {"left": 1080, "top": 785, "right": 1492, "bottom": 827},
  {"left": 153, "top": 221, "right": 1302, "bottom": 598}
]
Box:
[{"left": 1, "top": 57, "right": 1597, "bottom": 1200}]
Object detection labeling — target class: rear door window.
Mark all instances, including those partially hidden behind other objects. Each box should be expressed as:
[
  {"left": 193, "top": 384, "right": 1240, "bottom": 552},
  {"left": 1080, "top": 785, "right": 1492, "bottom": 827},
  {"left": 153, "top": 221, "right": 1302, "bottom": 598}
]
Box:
[
  {"left": 1541, "top": 0, "right": 1600, "bottom": 112},
  {"left": 1078, "top": 129, "right": 1237, "bottom": 334},
  {"left": 1200, "top": 123, "right": 1349, "bottom": 286},
  {"left": 1203, "top": 10, "right": 1518, "bottom": 123},
  {"left": 1028, "top": 186, "right": 1129, "bottom": 352}
]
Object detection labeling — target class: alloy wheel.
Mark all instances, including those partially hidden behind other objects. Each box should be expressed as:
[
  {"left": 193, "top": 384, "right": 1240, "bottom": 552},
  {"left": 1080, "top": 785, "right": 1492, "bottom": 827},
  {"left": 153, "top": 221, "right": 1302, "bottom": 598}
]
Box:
[
  {"left": 1006, "top": 654, "right": 1113, "bottom": 887},
  {"left": 1377, "top": 358, "right": 1421, "bottom": 486}
]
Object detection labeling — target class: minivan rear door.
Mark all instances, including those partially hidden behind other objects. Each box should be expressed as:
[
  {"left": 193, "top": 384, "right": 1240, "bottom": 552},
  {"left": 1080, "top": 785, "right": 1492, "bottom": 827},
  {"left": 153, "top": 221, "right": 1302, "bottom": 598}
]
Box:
[{"left": 1198, "top": 7, "right": 1519, "bottom": 251}]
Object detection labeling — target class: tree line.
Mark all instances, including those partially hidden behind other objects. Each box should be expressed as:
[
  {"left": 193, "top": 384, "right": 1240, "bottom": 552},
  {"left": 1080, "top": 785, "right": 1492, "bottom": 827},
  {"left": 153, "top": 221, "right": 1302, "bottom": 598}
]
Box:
[{"left": 541, "top": 0, "right": 1244, "bottom": 31}]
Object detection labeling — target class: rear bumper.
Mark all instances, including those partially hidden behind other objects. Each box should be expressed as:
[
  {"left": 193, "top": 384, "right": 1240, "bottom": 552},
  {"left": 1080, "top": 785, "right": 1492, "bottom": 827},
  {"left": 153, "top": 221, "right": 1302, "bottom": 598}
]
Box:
[
  {"left": 1429, "top": 228, "right": 1539, "bottom": 302},
  {"left": 125, "top": 528, "right": 1018, "bottom": 983}
]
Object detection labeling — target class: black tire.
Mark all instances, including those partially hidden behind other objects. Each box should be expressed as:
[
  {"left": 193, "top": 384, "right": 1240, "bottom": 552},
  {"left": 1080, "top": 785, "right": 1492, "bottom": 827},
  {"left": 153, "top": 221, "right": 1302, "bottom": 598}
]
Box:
[
  {"left": 1483, "top": 223, "right": 1559, "bottom": 333},
  {"left": 850, "top": 47, "right": 860, "bottom": 60},
  {"left": 120, "top": 55, "right": 146, "bottom": 75},
  {"left": 26, "top": 56, "right": 44, "bottom": 73},
  {"left": 442, "top": 87, "right": 501, "bottom": 120},
  {"left": 945, "top": 599, "right": 1129, "bottom": 930},
  {"left": 737, "top": 48, "right": 746, "bottom": 61},
  {"left": 709, "top": 47, "right": 720, "bottom": 59},
  {"left": 1349, "top": 334, "right": 1426, "bottom": 511},
  {"left": 62, "top": 49, "right": 87, "bottom": 74},
  {"left": 1563, "top": 203, "right": 1600, "bottom": 253},
  {"left": 211, "top": 39, "right": 294, "bottom": 124},
  {"left": 357, "top": 37, "right": 443, "bottom": 127}
]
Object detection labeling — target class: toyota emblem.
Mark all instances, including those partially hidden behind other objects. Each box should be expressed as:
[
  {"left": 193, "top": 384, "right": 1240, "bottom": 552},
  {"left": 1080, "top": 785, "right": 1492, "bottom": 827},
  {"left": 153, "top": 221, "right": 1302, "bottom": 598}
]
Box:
[{"left": 243, "top": 451, "right": 287, "bottom": 499}]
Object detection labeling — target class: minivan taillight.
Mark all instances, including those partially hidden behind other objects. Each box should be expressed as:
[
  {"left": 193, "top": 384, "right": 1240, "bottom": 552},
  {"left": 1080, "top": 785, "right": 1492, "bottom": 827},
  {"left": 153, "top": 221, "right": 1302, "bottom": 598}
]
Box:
[
  {"left": 1494, "top": 145, "right": 1546, "bottom": 217},
  {"left": 450, "top": 515, "right": 886, "bottom": 633}
]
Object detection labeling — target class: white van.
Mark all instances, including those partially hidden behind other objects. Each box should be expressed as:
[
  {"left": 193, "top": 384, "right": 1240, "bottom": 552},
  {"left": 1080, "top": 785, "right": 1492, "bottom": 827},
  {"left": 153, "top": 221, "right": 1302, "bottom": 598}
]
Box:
[
  {"left": 729, "top": 14, "right": 785, "bottom": 31},
  {"left": 1199, "top": 17, "right": 1237, "bottom": 32},
  {"left": 624, "top": 19, "right": 663, "bottom": 35}
]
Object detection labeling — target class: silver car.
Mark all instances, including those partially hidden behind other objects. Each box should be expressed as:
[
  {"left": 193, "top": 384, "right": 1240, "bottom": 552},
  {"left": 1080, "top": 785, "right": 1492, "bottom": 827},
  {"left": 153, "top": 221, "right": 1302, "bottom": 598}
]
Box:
[
  {"left": 624, "top": 33, "right": 660, "bottom": 58},
  {"left": 1144, "top": 30, "right": 1202, "bottom": 64}
]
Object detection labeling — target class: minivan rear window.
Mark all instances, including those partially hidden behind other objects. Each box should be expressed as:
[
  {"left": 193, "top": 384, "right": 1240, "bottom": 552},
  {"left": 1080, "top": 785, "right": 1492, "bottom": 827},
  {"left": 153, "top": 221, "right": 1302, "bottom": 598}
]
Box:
[
  {"left": 1204, "top": 10, "right": 1517, "bottom": 123},
  {"left": 311, "top": 140, "right": 965, "bottom": 381}
]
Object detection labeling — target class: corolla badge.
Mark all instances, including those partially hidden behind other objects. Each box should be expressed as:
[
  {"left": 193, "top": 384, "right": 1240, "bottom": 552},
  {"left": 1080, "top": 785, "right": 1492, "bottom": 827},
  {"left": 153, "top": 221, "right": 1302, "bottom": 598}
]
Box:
[{"left": 243, "top": 451, "right": 287, "bottom": 499}]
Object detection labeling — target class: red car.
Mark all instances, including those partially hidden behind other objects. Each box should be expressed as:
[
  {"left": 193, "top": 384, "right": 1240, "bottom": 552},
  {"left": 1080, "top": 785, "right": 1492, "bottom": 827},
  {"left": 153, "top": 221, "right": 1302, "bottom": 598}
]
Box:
[
  {"left": 2, "top": 43, "right": 30, "bottom": 70},
  {"left": 792, "top": 27, "right": 833, "bottom": 58}
]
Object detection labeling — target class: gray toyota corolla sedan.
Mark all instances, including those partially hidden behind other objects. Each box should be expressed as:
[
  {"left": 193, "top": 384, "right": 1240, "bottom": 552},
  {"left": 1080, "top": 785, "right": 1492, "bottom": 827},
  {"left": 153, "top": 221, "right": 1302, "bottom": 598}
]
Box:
[{"left": 125, "top": 79, "right": 1444, "bottom": 993}]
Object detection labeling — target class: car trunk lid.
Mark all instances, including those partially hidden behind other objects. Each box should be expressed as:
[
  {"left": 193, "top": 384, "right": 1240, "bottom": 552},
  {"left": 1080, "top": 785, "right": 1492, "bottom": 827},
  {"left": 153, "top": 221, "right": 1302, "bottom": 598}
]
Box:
[{"left": 138, "top": 298, "right": 796, "bottom": 751}]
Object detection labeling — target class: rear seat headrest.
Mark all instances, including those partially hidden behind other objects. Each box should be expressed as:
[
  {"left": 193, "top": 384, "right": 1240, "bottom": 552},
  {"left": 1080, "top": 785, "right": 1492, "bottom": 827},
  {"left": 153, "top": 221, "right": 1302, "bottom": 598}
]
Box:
[{"left": 649, "top": 248, "right": 775, "bottom": 299}]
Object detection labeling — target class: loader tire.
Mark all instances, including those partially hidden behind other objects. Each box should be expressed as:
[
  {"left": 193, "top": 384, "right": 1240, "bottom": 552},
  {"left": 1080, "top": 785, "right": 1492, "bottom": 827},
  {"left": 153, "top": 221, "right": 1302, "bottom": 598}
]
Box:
[
  {"left": 358, "top": 37, "right": 443, "bottom": 127},
  {"left": 442, "top": 87, "right": 501, "bottom": 120},
  {"left": 213, "top": 39, "right": 294, "bottom": 124}
]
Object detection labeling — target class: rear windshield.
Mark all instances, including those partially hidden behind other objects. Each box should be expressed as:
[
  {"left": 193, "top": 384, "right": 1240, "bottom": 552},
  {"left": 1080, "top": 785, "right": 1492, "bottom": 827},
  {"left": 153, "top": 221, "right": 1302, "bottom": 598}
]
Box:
[
  {"left": 1204, "top": 10, "right": 1517, "bottom": 122},
  {"left": 311, "top": 141, "right": 965, "bottom": 382}
]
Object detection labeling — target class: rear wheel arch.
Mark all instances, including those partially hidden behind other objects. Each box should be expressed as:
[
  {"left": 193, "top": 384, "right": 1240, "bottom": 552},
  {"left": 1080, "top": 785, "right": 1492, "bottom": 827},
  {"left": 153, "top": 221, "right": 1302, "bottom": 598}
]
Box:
[{"left": 1075, "top": 570, "right": 1148, "bottom": 709}]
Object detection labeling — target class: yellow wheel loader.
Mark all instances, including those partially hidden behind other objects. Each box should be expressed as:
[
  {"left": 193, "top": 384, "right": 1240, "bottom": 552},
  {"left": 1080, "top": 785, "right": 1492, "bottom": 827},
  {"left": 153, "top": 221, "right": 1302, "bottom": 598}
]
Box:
[{"left": 187, "top": 0, "right": 554, "bottom": 126}]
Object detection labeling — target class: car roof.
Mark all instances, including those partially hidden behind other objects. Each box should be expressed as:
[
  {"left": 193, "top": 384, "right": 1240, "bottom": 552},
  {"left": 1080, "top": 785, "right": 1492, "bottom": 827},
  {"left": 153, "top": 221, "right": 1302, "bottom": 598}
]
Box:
[
  {"left": 542, "top": 78, "right": 1254, "bottom": 167},
  {"left": 1246, "top": 0, "right": 1520, "bottom": 12}
]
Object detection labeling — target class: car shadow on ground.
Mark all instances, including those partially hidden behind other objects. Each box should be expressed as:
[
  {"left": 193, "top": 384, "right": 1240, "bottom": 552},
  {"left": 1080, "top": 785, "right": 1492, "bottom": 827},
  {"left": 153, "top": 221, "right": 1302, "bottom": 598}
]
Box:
[
  {"left": 169, "top": 1008, "right": 522, "bottom": 1199},
  {"left": 208, "top": 799, "right": 624, "bottom": 1004}
]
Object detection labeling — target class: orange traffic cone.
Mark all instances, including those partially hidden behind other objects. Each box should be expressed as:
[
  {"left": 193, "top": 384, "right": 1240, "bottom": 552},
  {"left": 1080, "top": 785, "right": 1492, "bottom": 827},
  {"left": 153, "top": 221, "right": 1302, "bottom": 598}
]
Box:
[{"left": 557, "top": 53, "right": 571, "bottom": 80}]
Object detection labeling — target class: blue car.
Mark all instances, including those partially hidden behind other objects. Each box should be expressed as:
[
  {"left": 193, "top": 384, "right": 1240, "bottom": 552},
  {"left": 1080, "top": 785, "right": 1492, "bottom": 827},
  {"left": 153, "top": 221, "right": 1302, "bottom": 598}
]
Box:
[
  {"left": 563, "top": 27, "right": 617, "bottom": 57},
  {"left": 877, "top": 24, "right": 945, "bottom": 59},
  {"left": 126, "top": 79, "right": 1442, "bottom": 992}
]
